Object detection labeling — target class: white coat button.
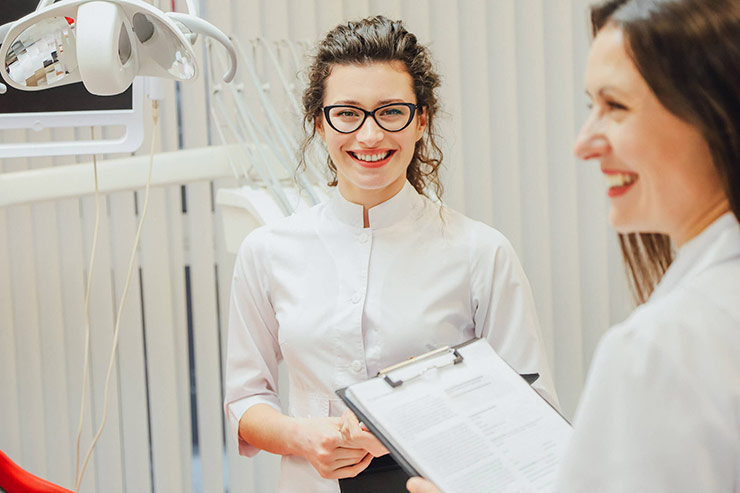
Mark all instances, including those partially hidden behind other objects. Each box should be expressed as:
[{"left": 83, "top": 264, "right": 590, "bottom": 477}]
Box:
[
  {"left": 350, "top": 360, "right": 363, "bottom": 372},
  {"left": 358, "top": 232, "right": 370, "bottom": 243},
  {"left": 351, "top": 293, "right": 361, "bottom": 304}
]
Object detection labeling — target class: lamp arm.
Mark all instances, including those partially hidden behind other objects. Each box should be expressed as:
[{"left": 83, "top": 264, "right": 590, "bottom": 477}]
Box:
[
  {"left": 184, "top": 0, "right": 199, "bottom": 16},
  {"left": 0, "top": 21, "right": 11, "bottom": 42},
  {"left": 166, "top": 12, "right": 236, "bottom": 83}
]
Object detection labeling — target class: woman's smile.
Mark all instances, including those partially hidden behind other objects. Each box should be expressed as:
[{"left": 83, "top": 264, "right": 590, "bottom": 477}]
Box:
[
  {"left": 603, "top": 169, "right": 638, "bottom": 198},
  {"left": 347, "top": 149, "right": 397, "bottom": 168}
]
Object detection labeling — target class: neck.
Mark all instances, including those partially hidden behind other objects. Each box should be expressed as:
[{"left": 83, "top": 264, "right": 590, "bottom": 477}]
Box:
[{"left": 673, "top": 196, "right": 731, "bottom": 248}]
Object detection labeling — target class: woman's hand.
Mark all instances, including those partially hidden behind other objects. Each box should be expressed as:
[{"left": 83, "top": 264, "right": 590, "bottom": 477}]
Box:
[
  {"left": 339, "top": 410, "right": 389, "bottom": 458},
  {"left": 406, "top": 477, "right": 442, "bottom": 493},
  {"left": 292, "top": 415, "right": 373, "bottom": 479}
]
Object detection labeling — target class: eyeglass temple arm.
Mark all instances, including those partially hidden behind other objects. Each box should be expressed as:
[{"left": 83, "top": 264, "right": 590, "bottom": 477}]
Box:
[{"left": 166, "top": 12, "right": 236, "bottom": 83}]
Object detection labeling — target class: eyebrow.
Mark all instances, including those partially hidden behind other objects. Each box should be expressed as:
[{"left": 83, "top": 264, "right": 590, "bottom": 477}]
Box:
[
  {"left": 330, "top": 98, "right": 407, "bottom": 106},
  {"left": 585, "top": 86, "right": 627, "bottom": 99}
]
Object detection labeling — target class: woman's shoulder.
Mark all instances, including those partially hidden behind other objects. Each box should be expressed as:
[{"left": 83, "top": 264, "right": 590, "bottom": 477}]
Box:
[
  {"left": 236, "top": 204, "right": 321, "bottom": 254},
  {"left": 615, "top": 285, "right": 738, "bottom": 345},
  {"left": 629, "top": 258, "right": 740, "bottom": 339},
  {"left": 430, "top": 203, "right": 514, "bottom": 249},
  {"left": 685, "top": 257, "right": 740, "bottom": 322},
  {"left": 603, "top": 267, "right": 740, "bottom": 383}
]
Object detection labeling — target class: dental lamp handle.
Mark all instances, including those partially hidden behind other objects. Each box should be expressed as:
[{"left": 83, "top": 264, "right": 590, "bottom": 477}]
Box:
[{"left": 166, "top": 12, "right": 237, "bottom": 83}]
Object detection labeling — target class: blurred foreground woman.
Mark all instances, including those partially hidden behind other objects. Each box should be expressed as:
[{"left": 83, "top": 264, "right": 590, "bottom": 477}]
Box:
[{"left": 408, "top": 0, "right": 740, "bottom": 491}]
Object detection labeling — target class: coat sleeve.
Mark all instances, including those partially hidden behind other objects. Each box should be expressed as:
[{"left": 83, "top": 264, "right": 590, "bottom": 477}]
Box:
[
  {"left": 223, "top": 229, "right": 283, "bottom": 457},
  {"left": 471, "top": 227, "right": 560, "bottom": 410}
]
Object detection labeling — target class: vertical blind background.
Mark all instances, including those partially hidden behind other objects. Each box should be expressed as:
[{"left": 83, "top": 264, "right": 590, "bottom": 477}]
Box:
[{"left": 0, "top": 0, "right": 633, "bottom": 491}]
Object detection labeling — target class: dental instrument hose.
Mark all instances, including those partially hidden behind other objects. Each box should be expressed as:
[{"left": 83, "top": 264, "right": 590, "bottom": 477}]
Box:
[
  {"left": 74, "top": 100, "right": 160, "bottom": 492},
  {"left": 73, "top": 127, "right": 102, "bottom": 486}
]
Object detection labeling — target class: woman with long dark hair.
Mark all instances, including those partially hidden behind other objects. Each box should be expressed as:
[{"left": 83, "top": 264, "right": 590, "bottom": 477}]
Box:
[
  {"left": 558, "top": 0, "right": 740, "bottom": 489},
  {"left": 408, "top": 0, "right": 740, "bottom": 490}
]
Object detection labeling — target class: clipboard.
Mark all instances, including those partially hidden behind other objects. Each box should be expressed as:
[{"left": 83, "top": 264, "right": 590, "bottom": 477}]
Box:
[{"left": 336, "top": 338, "right": 571, "bottom": 493}]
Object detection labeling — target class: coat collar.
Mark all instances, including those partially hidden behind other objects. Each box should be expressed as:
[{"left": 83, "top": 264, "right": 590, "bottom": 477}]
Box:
[
  {"left": 651, "top": 212, "right": 740, "bottom": 301},
  {"left": 328, "top": 181, "right": 423, "bottom": 229}
]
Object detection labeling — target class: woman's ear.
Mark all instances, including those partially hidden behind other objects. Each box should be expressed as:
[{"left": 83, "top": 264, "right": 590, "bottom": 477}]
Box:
[
  {"left": 416, "top": 106, "right": 428, "bottom": 141},
  {"left": 316, "top": 114, "right": 326, "bottom": 141}
]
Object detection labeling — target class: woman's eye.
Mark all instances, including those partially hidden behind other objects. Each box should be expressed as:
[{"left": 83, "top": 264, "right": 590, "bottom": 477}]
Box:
[
  {"left": 337, "top": 110, "right": 360, "bottom": 118},
  {"left": 381, "top": 108, "right": 403, "bottom": 116},
  {"left": 606, "top": 100, "right": 627, "bottom": 111}
]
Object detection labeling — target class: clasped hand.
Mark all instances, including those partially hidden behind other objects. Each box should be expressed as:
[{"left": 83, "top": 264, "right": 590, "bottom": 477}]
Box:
[{"left": 296, "top": 410, "right": 388, "bottom": 479}]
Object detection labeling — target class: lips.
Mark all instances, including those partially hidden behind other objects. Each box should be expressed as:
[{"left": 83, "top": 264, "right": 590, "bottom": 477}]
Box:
[
  {"left": 603, "top": 170, "right": 638, "bottom": 197},
  {"left": 348, "top": 150, "right": 396, "bottom": 168}
]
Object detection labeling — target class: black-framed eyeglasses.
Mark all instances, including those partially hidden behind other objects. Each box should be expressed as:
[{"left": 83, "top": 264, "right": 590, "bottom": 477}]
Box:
[{"left": 322, "top": 103, "right": 418, "bottom": 134}]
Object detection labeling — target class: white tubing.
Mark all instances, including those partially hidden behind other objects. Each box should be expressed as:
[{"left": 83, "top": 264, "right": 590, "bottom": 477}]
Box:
[{"left": 235, "top": 40, "right": 320, "bottom": 205}]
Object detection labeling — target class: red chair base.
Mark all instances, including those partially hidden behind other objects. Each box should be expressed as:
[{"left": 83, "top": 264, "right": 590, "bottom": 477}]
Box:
[{"left": 0, "top": 450, "right": 74, "bottom": 493}]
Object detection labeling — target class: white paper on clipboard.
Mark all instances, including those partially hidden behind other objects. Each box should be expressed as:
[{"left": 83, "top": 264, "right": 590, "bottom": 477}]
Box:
[{"left": 337, "top": 338, "right": 571, "bottom": 493}]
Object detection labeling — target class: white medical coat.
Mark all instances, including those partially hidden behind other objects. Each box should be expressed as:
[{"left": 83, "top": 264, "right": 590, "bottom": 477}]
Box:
[
  {"left": 224, "top": 181, "right": 557, "bottom": 492},
  {"left": 556, "top": 213, "right": 740, "bottom": 492}
]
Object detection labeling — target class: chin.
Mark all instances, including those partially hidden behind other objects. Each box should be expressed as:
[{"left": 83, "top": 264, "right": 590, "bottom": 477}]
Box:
[
  {"left": 608, "top": 209, "right": 638, "bottom": 235},
  {"left": 345, "top": 178, "right": 387, "bottom": 192},
  {"left": 346, "top": 171, "right": 404, "bottom": 190},
  {"left": 609, "top": 213, "right": 664, "bottom": 238}
]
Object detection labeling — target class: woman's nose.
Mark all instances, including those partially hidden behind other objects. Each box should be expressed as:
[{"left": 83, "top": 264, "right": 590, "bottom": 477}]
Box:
[
  {"left": 573, "top": 115, "right": 609, "bottom": 160},
  {"left": 356, "top": 116, "right": 384, "bottom": 145}
]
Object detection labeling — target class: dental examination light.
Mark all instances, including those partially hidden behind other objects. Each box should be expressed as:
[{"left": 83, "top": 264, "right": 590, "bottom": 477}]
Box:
[{"left": 0, "top": 0, "right": 237, "bottom": 97}]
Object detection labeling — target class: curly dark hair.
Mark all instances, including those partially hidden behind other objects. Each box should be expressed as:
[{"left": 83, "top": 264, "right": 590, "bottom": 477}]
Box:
[{"left": 300, "top": 15, "right": 444, "bottom": 200}]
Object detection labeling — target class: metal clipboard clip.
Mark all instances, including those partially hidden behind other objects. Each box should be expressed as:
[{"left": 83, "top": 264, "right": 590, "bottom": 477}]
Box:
[{"left": 377, "top": 346, "right": 464, "bottom": 388}]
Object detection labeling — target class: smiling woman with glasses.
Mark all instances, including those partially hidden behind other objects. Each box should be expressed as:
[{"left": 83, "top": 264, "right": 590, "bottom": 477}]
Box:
[{"left": 223, "top": 15, "right": 559, "bottom": 493}]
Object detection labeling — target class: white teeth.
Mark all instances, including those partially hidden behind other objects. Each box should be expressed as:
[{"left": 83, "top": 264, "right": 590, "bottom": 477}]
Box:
[
  {"left": 353, "top": 151, "right": 391, "bottom": 162},
  {"left": 606, "top": 173, "right": 637, "bottom": 188}
]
